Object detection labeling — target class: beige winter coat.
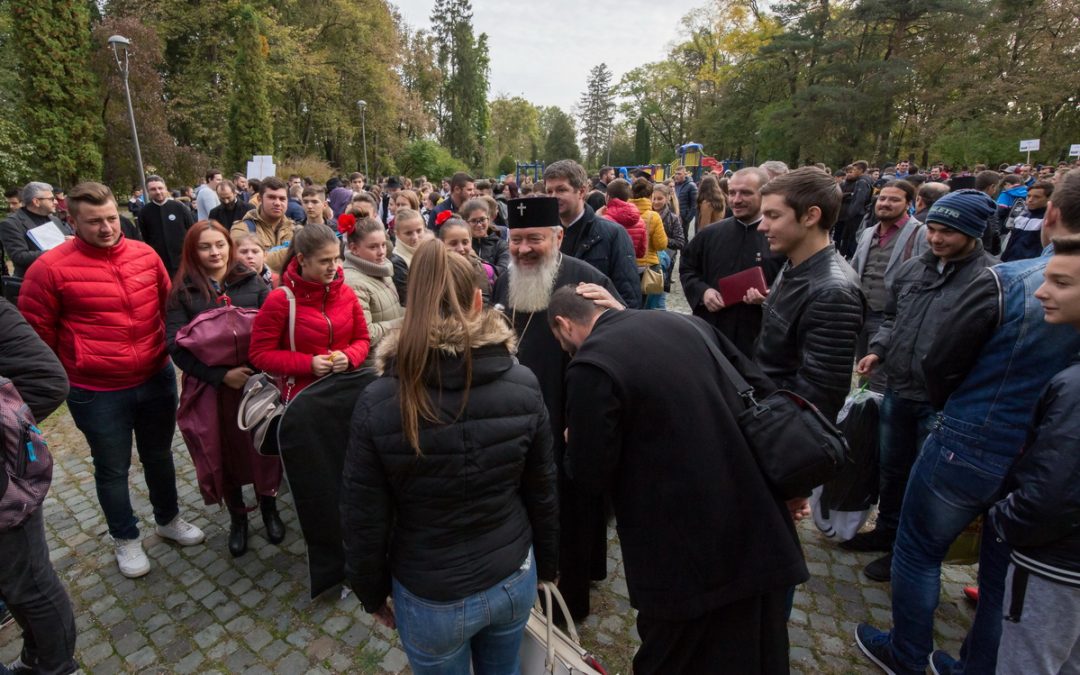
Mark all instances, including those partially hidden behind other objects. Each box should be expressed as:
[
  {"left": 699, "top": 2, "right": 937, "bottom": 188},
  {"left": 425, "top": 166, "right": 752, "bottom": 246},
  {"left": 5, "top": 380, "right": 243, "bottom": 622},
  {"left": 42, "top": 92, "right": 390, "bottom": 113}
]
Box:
[{"left": 342, "top": 253, "right": 404, "bottom": 358}]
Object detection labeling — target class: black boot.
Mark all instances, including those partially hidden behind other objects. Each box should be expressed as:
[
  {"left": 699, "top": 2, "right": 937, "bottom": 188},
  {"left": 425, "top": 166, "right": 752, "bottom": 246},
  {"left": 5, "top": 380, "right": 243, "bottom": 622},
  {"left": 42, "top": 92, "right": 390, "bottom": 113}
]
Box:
[
  {"left": 260, "top": 496, "right": 285, "bottom": 544},
  {"left": 228, "top": 510, "right": 248, "bottom": 557}
]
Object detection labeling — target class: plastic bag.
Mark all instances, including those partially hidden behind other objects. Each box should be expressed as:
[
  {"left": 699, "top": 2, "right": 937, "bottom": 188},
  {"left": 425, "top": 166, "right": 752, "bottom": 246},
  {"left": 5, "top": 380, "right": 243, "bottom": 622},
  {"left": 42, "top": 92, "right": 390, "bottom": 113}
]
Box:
[{"left": 812, "top": 384, "right": 883, "bottom": 541}]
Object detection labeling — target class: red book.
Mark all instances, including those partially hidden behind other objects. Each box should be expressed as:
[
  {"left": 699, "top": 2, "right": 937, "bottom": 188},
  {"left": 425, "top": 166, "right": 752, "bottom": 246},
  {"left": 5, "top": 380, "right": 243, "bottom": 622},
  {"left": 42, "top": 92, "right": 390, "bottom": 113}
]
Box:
[{"left": 716, "top": 266, "right": 768, "bottom": 306}]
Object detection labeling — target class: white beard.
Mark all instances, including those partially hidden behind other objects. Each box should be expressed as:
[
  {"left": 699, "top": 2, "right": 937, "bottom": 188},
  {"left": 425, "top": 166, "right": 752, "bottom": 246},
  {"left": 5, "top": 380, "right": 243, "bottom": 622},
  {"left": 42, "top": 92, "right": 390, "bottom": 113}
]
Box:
[{"left": 507, "top": 252, "right": 561, "bottom": 313}]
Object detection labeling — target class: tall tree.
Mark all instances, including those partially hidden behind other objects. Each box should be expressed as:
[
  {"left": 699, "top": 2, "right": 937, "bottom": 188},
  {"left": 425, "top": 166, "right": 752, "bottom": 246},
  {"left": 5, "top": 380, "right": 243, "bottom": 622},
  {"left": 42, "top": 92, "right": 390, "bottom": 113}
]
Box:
[
  {"left": 633, "top": 116, "right": 651, "bottom": 164},
  {"left": 543, "top": 108, "right": 581, "bottom": 163},
  {"left": 11, "top": 0, "right": 103, "bottom": 185},
  {"left": 430, "top": 0, "right": 490, "bottom": 170},
  {"left": 227, "top": 6, "right": 274, "bottom": 171},
  {"left": 90, "top": 16, "right": 209, "bottom": 191},
  {"left": 577, "top": 63, "right": 615, "bottom": 168},
  {"left": 487, "top": 96, "right": 542, "bottom": 173}
]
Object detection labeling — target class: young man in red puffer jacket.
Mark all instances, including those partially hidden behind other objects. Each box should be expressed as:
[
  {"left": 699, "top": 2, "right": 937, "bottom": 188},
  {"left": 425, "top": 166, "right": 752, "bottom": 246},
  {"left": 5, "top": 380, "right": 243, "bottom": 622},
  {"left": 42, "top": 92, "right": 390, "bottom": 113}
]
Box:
[
  {"left": 19, "top": 182, "right": 205, "bottom": 581},
  {"left": 599, "top": 179, "right": 648, "bottom": 259}
]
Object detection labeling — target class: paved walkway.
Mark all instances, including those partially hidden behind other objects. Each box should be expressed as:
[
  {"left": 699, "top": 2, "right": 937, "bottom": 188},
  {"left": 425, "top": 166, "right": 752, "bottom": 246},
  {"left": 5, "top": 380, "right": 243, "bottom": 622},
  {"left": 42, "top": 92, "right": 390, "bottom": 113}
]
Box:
[{"left": 0, "top": 283, "right": 978, "bottom": 673}]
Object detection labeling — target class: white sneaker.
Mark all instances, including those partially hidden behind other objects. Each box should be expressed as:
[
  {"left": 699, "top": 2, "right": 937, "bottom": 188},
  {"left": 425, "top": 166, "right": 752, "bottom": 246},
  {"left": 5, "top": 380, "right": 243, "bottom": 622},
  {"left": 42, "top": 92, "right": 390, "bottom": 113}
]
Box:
[
  {"left": 156, "top": 516, "right": 205, "bottom": 546},
  {"left": 114, "top": 538, "right": 151, "bottom": 578}
]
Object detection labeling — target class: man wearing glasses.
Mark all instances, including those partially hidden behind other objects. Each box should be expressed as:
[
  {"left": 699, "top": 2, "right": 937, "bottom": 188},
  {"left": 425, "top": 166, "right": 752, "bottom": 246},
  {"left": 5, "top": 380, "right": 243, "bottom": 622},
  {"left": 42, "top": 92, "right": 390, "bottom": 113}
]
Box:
[{"left": 0, "top": 182, "right": 73, "bottom": 303}]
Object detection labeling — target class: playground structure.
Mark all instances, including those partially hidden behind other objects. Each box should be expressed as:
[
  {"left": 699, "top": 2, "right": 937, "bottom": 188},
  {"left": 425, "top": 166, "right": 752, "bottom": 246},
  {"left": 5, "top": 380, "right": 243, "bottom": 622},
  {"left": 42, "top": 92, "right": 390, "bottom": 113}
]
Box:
[
  {"left": 512, "top": 144, "right": 745, "bottom": 186},
  {"left": 616, "top": 143, "right": 745, "bottom": 182},
  {"left": 514, "top": 161, "right": 545, "bottom": 185}
]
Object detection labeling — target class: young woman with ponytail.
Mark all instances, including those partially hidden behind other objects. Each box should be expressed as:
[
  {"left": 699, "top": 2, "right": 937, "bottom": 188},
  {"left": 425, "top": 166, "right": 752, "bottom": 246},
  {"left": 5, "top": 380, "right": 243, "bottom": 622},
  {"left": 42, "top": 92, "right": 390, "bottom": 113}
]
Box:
[
  {"left": 249, "top": 222, "right": 370, "bottom": 400},
  {"left": 340, "top": 240, "right": 558, "bottom": 674}
]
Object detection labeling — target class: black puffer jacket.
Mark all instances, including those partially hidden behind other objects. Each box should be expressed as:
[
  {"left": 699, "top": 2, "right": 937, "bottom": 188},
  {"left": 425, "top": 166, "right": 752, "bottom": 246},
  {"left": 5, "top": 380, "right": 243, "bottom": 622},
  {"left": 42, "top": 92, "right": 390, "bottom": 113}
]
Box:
[
  {"left": 755, "top": 245, "right": 865, "bottom": 421},
  {"left": 869, "top": 242, "right": 996, "bottom": 401},
  {"left": 165, "top": 265, "right": 270, "bottom": 386},
  {"left": 341, "top": 310, "right": 559, "bottom": 612},
  {"left": 990, "top": 361, "right": 1080, "bottom": 585},
  {"left": 472, "top": 231, "right": 510, "bottom": 280},
  {"left": 561, "top": 205, "right": 641, "bottom": 309}
]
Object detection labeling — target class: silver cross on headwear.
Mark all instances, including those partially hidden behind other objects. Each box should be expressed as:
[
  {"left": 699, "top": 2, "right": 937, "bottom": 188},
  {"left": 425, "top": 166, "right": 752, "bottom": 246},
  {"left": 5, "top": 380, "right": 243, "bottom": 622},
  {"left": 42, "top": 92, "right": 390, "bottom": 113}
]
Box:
[{"left": 517, "top": 202, "right": 527, "bottom": 217}]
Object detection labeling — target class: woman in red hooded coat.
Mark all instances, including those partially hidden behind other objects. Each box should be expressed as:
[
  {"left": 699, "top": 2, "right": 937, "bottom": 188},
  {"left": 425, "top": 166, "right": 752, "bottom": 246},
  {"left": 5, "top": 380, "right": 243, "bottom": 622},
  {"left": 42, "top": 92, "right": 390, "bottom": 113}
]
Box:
[{"left": 249, "top": 222, "right": 371, "bottom": 402}]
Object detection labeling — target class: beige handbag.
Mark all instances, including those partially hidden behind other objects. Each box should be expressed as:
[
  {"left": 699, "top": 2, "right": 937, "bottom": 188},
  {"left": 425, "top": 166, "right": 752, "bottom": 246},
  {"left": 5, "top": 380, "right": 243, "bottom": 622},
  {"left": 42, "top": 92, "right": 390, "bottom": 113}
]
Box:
[
  {"left": 640, "top": 265, "right": 664, "bottom": 295},
  {"left": 519, "top": 582, "right": 607, "bottom": 675},
  {"left": 237, "top": 287, "right": 296, "bottom": 456}
]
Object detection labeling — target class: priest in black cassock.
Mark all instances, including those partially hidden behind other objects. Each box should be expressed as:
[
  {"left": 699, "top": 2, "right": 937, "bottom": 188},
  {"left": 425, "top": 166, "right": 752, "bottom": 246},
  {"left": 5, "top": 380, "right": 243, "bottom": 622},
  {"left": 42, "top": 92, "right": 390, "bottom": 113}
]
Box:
[
  {"left": 493, "top": 197, "right": 619, "bottom": 621},
  {"left": 679, "top": 167, "right": 785, "bottom": 357}
]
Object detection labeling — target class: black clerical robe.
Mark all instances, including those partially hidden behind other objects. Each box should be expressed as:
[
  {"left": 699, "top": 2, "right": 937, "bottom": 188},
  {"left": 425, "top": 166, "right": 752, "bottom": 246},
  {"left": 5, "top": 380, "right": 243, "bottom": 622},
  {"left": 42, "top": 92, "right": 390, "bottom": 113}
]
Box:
[
  {"left": 492, "top": 255, "right": 618, "bottom": 619},
  {"left": 679, "top": 217, "right": 784, "bottom": 357}
]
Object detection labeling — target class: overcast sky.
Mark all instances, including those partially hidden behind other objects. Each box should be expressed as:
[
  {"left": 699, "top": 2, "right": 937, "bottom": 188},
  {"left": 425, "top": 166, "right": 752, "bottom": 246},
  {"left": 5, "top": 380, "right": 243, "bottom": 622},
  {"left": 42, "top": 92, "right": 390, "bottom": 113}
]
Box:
[{"left": 391, "top": 0, "right": 694, "bottom": 112}]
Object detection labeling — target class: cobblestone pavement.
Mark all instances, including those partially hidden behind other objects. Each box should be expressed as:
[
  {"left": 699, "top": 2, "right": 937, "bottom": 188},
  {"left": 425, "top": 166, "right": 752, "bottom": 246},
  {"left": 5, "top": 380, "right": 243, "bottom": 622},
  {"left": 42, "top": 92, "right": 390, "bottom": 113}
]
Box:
[{"left": 0, "top": 281, "right": 977, "bottom": 673}]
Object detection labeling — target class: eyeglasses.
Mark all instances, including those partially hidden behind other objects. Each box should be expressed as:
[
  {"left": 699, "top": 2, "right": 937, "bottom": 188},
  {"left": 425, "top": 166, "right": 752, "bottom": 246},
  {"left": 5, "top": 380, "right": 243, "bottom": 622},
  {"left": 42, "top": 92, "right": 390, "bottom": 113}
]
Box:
[{"left": 467, "top": 217, "right": 490, "bottom": 226}]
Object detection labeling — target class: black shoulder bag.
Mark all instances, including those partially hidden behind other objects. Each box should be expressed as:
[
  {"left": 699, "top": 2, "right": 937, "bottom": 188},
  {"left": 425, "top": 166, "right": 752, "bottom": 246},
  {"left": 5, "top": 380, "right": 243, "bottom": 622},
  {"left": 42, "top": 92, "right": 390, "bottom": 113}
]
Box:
[{"left": 686, "top": 318, "right": 849, "bottom": 499}]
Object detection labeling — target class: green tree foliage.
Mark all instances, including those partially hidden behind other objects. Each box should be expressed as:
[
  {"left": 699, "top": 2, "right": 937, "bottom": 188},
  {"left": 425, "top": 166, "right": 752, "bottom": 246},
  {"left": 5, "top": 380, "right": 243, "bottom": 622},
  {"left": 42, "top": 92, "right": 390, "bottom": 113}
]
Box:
[
  {"left": 89, "top": 16, "right": 208, "bottom": 192},
  {"left": 620, "top": 0, "right": 1080, "bottom": 169},
  {"left": 11, "top": 0, "right": 103, "bottom": 185},
  {"left": 634, "top": 117, "right": 651, "bottom": 165},
  {"left": 431, "top": 0, "right": 490, "bottom": 170},
  {"left": 577, "top": 63, "right": 615, "bottom": 169},
  {"left": 227, "top": 6, "right": 273, "bottom": 171},
  {"left": 496, "top": 154, "right": 515, "bottom": 176},
  {"left": 543, "top": 108, "right": 581, "bottom": 164},
  {"left": 487, "top": 96, "right": 542, "bottom": 173},
  {"left": 396, "top": 139, "right": 467, "bottom": 180}
]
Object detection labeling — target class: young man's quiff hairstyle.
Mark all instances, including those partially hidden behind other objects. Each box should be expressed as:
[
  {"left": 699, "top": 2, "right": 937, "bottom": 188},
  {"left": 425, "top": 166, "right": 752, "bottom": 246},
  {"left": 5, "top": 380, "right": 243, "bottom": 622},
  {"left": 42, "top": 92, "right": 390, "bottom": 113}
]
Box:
[
  {"left": 67, "top": 182, "right": 116, "bottom": 219},
  {"left": 259, "top": 176, "right": 287, "bottom": 195},
  {"left": 449, "top": 172, "right": 474, "bottom": 191},
  {"left": 543, "top": 160, "right": 589, "bottom": 190},
  {"left": 1052, "top": 234, "right": 1080, "bottom": 255},
  {"left": 759, "top": 166, "right": 843, "bottom": 230},
  {"left": 1030, "top": 180, "right": 1054, "bottom": 197},
  {"left": 301, "top": 186, "right": 326, "bottom": 199},
  {"left": 1053, "top": 170, "right": 1080, "bottom": 233}
]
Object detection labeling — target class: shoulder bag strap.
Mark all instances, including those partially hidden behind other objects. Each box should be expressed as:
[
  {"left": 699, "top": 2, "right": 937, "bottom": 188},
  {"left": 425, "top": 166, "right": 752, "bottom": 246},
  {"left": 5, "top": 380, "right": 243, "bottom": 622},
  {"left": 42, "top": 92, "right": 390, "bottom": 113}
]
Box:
[
  {"left": 683, "top": 316, "right": 756, "bottom": 403},
  {"left": 279, "top": 286, "right": 297, "bottom": 352},
  {"left": 279, "top": 286, "right": 297, "bottom": 395}
]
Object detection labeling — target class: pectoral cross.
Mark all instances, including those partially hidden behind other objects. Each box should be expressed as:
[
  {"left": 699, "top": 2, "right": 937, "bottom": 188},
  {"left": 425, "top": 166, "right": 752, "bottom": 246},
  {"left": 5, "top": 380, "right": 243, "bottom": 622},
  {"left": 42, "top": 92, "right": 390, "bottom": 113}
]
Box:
[{"left": 517, "top": 202, "right": 527, "bottom": 217}]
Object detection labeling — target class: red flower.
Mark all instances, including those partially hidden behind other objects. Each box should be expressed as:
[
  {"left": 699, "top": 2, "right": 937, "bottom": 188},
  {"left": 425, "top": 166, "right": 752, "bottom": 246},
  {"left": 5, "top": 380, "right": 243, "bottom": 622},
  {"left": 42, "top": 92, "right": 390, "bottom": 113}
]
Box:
[
  {"left": 337, "top": 213, "right": 356, "bottom": 236},
  {"left": 435, "top": 210, "right": 453, "bottom": 227}
]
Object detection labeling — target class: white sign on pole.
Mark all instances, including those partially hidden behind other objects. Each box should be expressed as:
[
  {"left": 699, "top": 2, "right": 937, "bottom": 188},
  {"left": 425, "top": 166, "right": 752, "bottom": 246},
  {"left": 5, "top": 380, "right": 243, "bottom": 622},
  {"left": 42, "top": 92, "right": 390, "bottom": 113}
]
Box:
[
  {"left": 1019, "top": 139, "right": 1040, "bottom": 152},
  {"left": 246, "top": 155, "right": 276, "bottom": 180},
  {"left": 1070, "top": 144, "right": 1080, "bottom": 158}
]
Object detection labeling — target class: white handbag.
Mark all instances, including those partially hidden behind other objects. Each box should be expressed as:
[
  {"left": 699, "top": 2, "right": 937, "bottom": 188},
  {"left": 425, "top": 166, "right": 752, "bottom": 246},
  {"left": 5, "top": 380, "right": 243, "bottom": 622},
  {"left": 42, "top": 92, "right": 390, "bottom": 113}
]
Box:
[{"left": 520, "top": 582, "right": 608, "bottom": 675}]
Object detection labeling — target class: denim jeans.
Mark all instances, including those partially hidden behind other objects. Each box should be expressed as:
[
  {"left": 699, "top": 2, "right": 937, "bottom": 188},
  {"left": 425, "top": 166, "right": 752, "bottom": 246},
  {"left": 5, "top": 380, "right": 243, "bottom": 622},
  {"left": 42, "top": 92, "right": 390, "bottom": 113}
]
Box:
[
  {"left": 67, "top": 364, "right": 180, "bottom": 540},
  {"left": 0, "top": 508, "right": 78, "bottom": 675},
  {"left": 392, "top": 550, "right": 538, "bottom": 674},
  {"left": 645, "top": 251, "right": 671, "bottom": 310},
  {"left": 889, "top": 432, "right": 1013, "bottom": 673},
  {"left": 876, "top": 390, "right": 937, "bottom": 536}
]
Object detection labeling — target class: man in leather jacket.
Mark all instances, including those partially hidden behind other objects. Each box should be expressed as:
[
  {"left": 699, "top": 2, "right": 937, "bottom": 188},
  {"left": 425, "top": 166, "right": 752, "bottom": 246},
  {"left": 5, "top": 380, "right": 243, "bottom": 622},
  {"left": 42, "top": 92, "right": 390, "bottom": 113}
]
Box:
[
  {"left": 753, "top": 167, "right": 865, "bottom": 423},
  {"left": 751, "top": 167, "right": 865, "bottom": 580}
]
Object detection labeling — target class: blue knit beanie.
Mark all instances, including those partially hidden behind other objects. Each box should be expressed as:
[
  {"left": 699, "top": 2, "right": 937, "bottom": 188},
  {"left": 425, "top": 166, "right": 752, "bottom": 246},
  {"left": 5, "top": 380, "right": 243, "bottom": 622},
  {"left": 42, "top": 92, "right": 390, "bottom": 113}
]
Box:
[{"left": 926, "top": 189, "right": 996, "bottom": 238}]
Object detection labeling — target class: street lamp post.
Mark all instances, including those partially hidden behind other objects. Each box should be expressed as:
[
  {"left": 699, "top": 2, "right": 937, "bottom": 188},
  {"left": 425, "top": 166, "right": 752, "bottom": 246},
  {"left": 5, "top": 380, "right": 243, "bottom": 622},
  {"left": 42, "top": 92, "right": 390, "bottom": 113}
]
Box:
[
  {"left": 357, "top": 100, "right": 369, "bottom": 178},
  {"left": 108, "top": 35, "right": 148, "bottom": 203}
]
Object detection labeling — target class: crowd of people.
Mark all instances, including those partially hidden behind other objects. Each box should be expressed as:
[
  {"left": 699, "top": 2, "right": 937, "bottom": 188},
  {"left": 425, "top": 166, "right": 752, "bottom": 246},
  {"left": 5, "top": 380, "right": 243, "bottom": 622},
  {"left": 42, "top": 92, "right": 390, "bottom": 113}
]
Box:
[{"left": 1, "top": 153, "right": 1079, "bottom": 674}]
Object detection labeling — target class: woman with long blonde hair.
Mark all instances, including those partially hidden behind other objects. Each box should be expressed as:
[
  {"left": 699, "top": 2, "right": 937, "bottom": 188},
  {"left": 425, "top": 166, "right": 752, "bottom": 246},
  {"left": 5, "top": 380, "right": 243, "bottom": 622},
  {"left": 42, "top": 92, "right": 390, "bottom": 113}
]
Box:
[{"left": 341, "top": 240, "right": 557, "bottom": 674}]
